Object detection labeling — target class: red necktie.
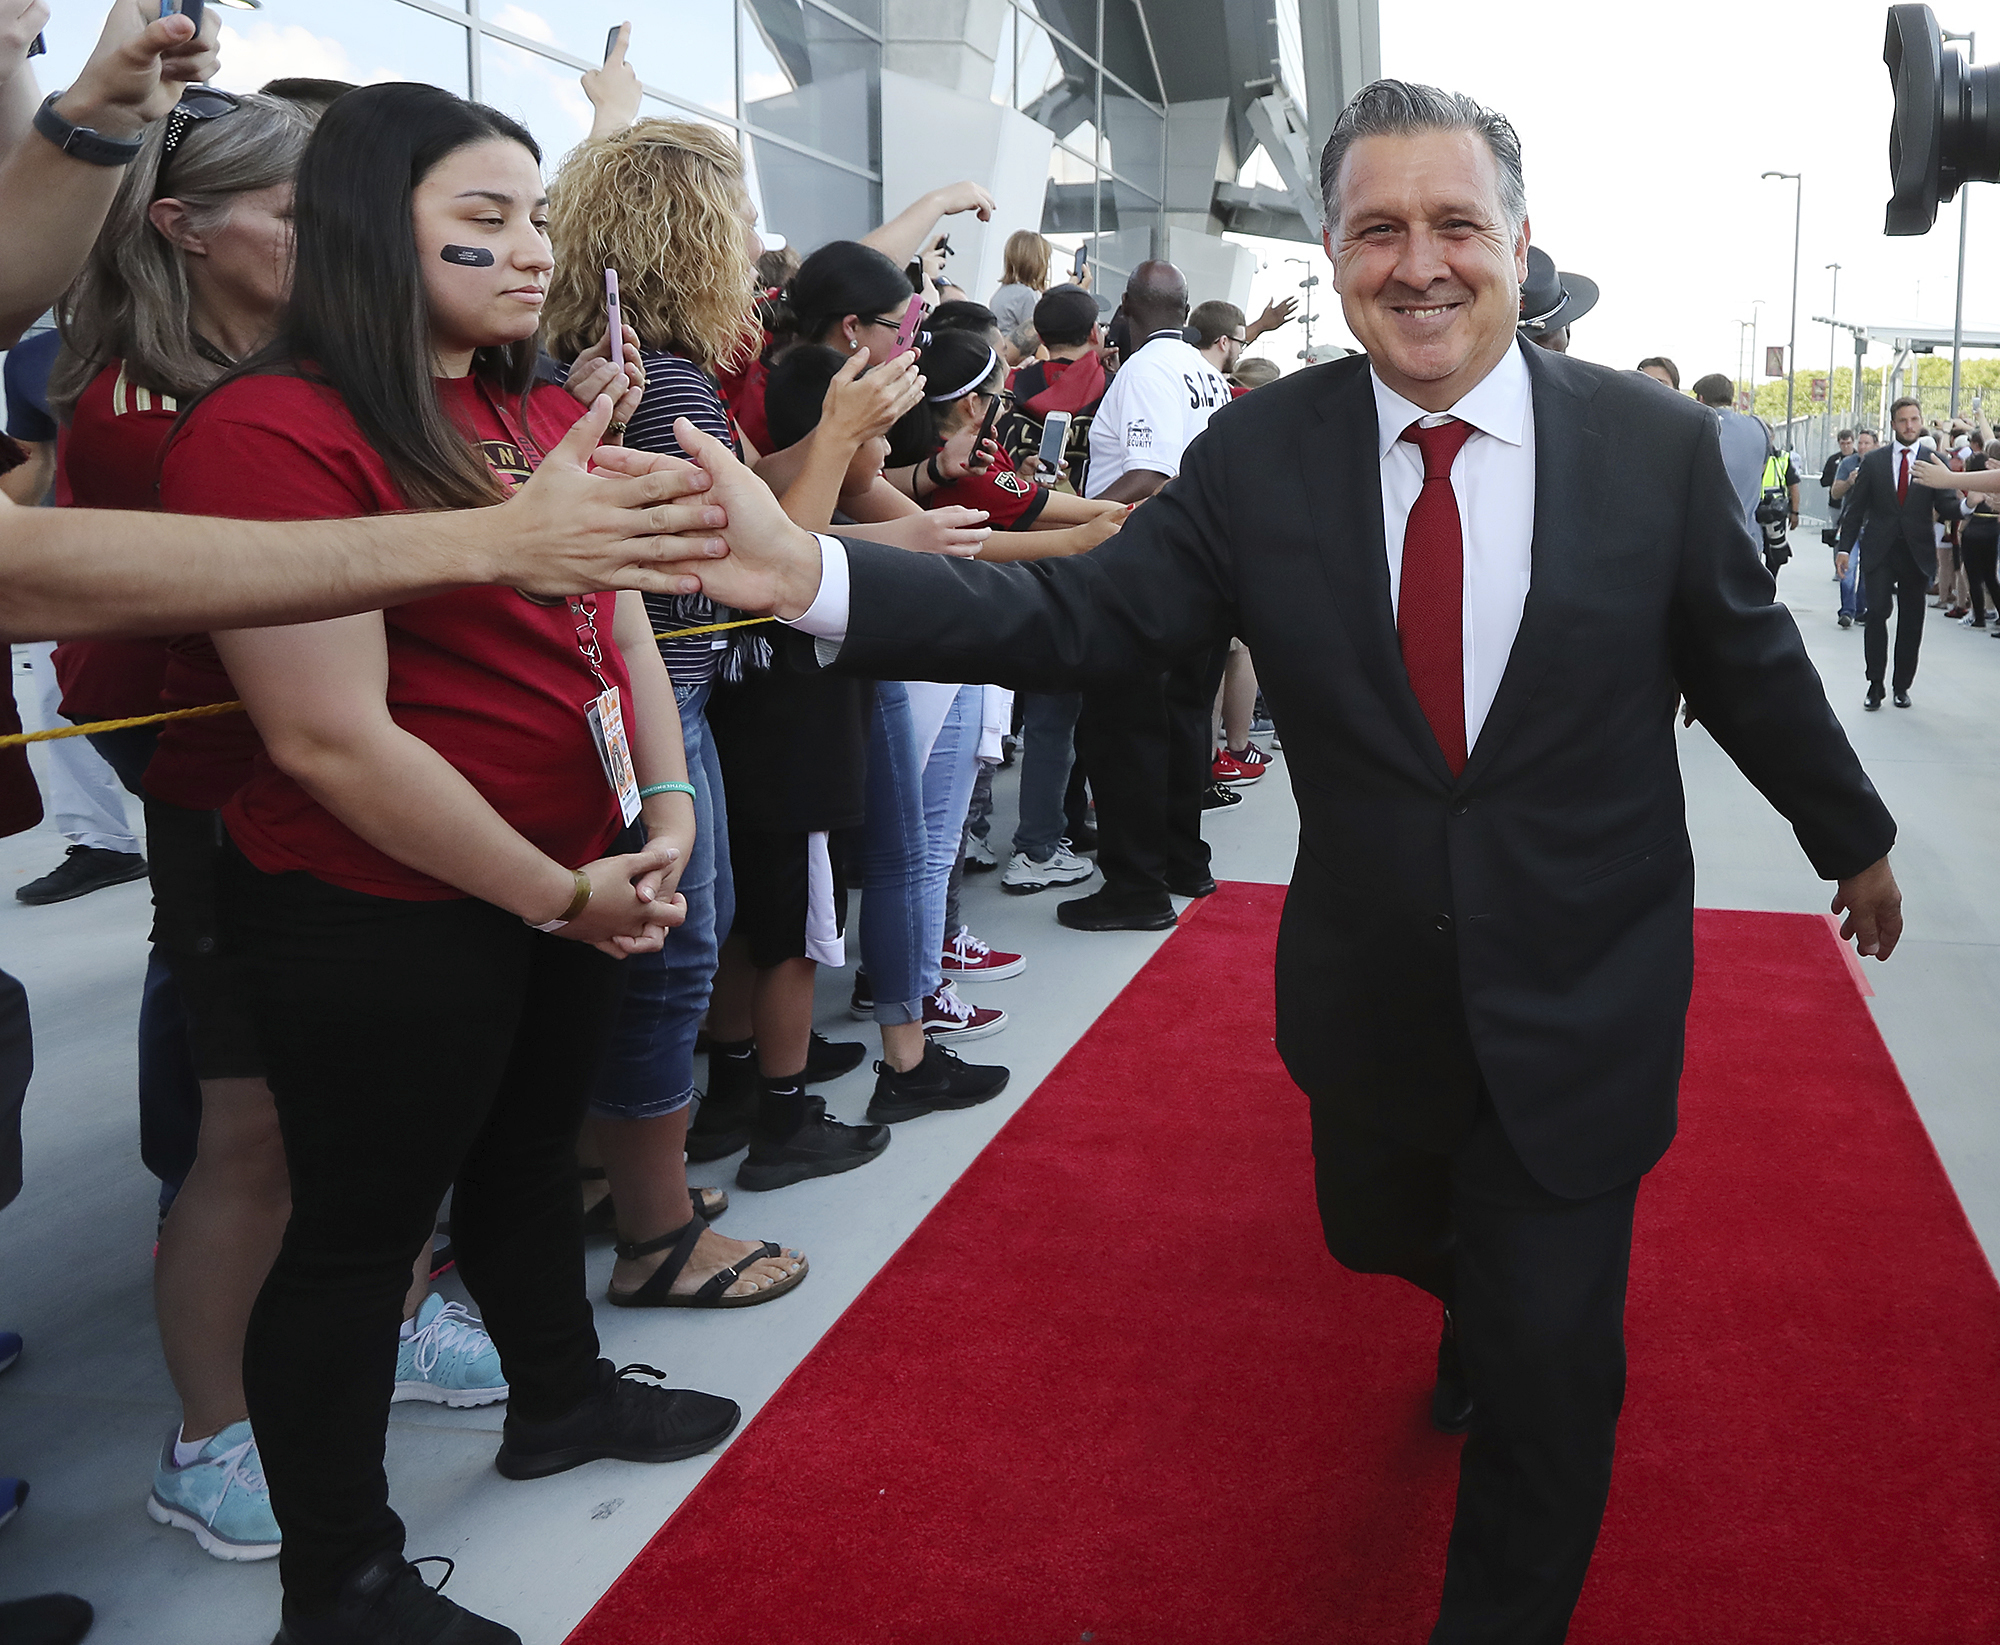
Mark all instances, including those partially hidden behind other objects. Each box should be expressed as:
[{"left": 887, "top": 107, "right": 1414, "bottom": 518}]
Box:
[
  {"left": 1898, "top": 446, "right": 1910, "bottom": 504},
  {"left": 1398, "top": 417, "right": 1477, "bottom": 774}
]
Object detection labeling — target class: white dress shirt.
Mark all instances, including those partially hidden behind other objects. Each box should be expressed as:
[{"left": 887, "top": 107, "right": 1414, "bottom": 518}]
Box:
[
  {"left": 789, "top": 344, "right": 1540, "bottom": 752},
  {"left": 1371, "top": 339, "right": 1535, "bottom": 748}
]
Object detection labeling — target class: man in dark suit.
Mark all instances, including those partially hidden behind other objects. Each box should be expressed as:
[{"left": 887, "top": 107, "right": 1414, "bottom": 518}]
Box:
[
  {"left": 651, "top": 79, "right": 1903, "bottom": 1645},
  {"left": 1835, "top": 395, "right": 1959, "bottom": 708}
]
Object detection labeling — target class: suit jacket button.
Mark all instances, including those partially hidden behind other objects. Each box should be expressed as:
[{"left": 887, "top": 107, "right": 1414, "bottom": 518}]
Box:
[
  {"left": 1449, "top": 799, "right": 1469, "bottom": 817},
  {"left": 1433, "top": 913, "right": 1453, "bottom": 933}
]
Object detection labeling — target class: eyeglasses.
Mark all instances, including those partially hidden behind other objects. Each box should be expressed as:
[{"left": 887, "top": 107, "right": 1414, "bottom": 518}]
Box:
[{"left": 158, "top": 86, "right": 243, "bottom": 176}]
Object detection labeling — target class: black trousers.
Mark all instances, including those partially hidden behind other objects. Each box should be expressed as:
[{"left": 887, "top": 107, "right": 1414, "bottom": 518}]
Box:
[
  {"left": 1314, "top": 1096, "right": 1640, "bottom": 1645},
  {"left": 1962, "top": 529, "right": 2000, "bottom": 624},
  {"left": 1862, "top": 540, "right": 1930, "bottom": 691},
  {"left": 1073, "top": 645, "right": 1216, "bottom": 905},
  {"left": 224, "top": 854, "right": 622, "bottom": 1610}
]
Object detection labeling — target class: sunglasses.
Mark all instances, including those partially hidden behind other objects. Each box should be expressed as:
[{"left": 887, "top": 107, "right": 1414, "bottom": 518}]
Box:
[{"left": 158, "top": 86, "right": 244, "bottom": 177}]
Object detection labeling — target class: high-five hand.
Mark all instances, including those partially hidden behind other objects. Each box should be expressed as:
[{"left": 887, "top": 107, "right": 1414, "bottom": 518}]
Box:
[{"left": 594, "top": 417, "right": 829, "bottom": 618}]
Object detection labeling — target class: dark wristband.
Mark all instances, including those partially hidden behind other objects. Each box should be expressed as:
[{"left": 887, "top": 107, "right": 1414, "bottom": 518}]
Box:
[
  {"left": 924, "top": 453, "right": 946, "bottom": 492},
  {"left": 33, "top": 92, "right": 146, "bottom": 167}
]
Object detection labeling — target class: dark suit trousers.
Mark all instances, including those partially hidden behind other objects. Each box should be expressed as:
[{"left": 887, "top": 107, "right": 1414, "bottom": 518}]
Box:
[
  {"left": 1314, "top": 1095, "right": 1640, "bottom": 1645},
  {"left": 1862, "top": 540, "right": 1929, "bottom": 691},
  {"left": 1073, "top": 646, "right": 1215, "bottom": 904}
]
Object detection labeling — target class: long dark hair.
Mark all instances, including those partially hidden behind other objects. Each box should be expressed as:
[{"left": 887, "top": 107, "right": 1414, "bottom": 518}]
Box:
[
  {"left": 764, "top": 240, "right": 911, "bottom": 357},
  {"left": 182, "top": 83, "right": 543, "bottom": 511},
  {"left": 886, "top": 328, "right": 1001, "bottom": 468}
]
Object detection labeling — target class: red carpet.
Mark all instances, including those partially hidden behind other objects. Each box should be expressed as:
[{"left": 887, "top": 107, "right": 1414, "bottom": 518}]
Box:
[{"left": 568, "top": 890, "right": 2000, "bottom": 1644}]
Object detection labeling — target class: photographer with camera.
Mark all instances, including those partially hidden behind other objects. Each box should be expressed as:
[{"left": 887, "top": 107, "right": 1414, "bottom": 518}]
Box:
[{"left": 1755, "top": 439, "right": 1803, "bottom": 580}]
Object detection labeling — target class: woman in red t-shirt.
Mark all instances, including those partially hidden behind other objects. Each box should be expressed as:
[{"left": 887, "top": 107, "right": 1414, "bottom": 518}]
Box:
[{"left": 161, "top": 85, "right": 735, "bottom": 1643}]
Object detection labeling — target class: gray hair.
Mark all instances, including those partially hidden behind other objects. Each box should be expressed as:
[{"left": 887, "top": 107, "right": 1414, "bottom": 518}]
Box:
[
  {"left": 1318, "top": 79, "right": 1527, "bottom": 237},
  {"left": 51, "top": 93, "right": 318, "bottom": 418}
]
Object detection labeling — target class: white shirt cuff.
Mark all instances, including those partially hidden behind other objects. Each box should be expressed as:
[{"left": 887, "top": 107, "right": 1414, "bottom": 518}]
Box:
[{"left": 780, "top": 534, "right": 851, "bottom": 648}]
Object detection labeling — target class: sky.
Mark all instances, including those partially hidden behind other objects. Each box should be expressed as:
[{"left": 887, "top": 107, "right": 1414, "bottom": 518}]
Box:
[{"left": 1235, "top": 0, "right": 2000, "bottom": 396}]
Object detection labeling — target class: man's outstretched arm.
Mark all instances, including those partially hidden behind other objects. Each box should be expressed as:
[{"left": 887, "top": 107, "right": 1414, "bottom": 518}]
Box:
[
  {"left": 0, "top": 399, "right": 728, "bottom": 640},
  {"left": 656, "top": 418, "right": 1235, "bottom": 691}
]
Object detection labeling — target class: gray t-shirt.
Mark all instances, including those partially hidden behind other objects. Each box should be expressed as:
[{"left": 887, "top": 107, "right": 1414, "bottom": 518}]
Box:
[
  {"left": 988, "top": 282, "right": 1039, "bottom": 339},
  {"left": 1712, "top": 407, "right": 1769, "bottom": 528}
]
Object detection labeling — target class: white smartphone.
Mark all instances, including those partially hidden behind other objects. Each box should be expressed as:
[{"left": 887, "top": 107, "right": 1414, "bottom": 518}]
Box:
[
  {"left": 1035, "top": 410, "right": 1072, "bottom": 482},
  {"left": 604, "top": 268, "right": 623, "bottom": 388}
]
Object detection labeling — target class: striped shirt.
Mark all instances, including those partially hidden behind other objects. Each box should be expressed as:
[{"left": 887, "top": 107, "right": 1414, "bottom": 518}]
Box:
[{"left": 625, "top": 351, "right": 740, "bottom": 690}]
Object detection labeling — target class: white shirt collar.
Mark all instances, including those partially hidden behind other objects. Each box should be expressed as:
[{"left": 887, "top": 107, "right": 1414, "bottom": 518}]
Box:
[{"left": 1370, "top": 338, "right": 1532, "bottom": 461}]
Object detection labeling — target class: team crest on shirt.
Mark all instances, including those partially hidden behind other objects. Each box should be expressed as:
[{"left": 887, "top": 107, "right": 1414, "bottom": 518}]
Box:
[
  {"left": 478, "top": 439, "right": 533, "bottom": 486},
  {"left": 993, "top": 469, "right": 1032, "bottom": 497}
]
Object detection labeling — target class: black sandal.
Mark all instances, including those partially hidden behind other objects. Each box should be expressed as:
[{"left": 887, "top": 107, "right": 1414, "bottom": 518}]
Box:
[
  {"left": 606, "top": 1220, "right": 808, "bottom": 1309},
  {"left": 580, "top": 1167, "right": 727, "bottom": 1234}
]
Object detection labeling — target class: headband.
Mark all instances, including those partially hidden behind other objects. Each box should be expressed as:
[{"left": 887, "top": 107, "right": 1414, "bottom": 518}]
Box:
[{"left": 925, "top": 344, "right": 1000, "bottom": 403}]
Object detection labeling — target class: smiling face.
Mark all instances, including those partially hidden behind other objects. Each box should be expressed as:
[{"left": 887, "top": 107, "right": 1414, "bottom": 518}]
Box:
[
  {"left": 1324, "top": 127, "right": 1528, "bottom": 411},
  {"left": 413, "top": 137, "right": 553, "bottom": 374}
]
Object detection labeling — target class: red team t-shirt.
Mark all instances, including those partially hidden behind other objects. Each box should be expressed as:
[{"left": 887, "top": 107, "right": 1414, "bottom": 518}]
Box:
[
  {"left": 50, "top": 361, "right": 178, "bottom": 722},
  {"left": 924, "top": 448, "right": 1049, "bottom": 529},
  {"left": 156, "top": 371, "right": 631, "bottom": 901}
]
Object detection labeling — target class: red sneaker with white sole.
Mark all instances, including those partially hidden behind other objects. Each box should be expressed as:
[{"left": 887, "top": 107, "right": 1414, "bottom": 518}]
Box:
[
  {"left": 921, "top": 980, "right": 1008, "bottom": 1041},
  {"left": 940, "top": 925, "right": 1026, "bottom": 982},
  {"left": 1211, "top": 749, "right": 1264, "bottom": 787}
]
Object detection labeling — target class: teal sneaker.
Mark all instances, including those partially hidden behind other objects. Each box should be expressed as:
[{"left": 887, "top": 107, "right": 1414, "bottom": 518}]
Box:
[
  {"left": 393, "top": 1295, "right": 508, "bottom": 1408},
  {"left": 146, "top": 1420, "right": 280, "bottom": 1561}
]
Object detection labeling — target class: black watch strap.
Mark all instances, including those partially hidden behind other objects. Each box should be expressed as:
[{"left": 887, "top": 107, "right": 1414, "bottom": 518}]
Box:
[{"left": 34, "top": 92, "right": 145, "bottom": 167}]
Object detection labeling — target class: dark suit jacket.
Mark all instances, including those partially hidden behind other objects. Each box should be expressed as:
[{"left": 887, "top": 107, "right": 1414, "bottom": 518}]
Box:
[
  {"left": 1835, "top": 440, "right": 1958, "bottom": 578},
  {"left": 830, "top": 342, "right": 1896, "bottom": 1199}
]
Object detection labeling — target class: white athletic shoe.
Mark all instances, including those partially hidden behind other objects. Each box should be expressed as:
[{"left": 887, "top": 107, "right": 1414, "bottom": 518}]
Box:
[{"left": 1000, "top": 843, "right": 1096, "bottom": 894}]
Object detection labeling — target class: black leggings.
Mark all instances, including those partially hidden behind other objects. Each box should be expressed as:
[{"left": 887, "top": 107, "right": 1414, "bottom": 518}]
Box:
[{"left": 223, "top": 851, "right": 623, "bottom": 1610}]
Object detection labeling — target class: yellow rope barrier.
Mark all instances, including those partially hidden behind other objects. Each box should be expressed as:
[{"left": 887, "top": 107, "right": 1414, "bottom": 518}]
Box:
[{"left": 0, "top": 615, "right": 777, "bottom": 750}]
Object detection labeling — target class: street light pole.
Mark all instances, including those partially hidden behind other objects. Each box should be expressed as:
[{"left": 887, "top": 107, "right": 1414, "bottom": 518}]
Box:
[
  {"left": 1825, "top": 261, "right": 1841, "bottom": 452},
  {"left": 1762, "top": 170, "right": 1803, "bottom": 445},
  {"left": 1945, "top": 29, "right": 1976, "bottom": 417}
]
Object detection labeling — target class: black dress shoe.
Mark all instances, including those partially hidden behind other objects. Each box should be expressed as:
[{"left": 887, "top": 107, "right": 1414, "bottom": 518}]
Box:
[
  {"left": 1167, "top": 875, "right": 1217, "bottom": 899},
  {"left": 1893, "top": 689, "right": 1912, "bottom": 708},
  {"left": 1055, "top": 889, "right": 1177, "bottom": 932},
  {"left": 1864, "top": 684, "right": 1885, "bottom": 711},
  {"left": 1431, "top": 1312, "right": 1473, "bottom": 1434}
]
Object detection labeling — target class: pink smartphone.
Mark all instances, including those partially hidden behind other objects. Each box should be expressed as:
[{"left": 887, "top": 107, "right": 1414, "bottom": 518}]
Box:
[
  {"left": 604, "top": 268, "right": 623, "bottom": 386},
  {"left": 892, "top": 294, "right": 925, "bottom": 357}
]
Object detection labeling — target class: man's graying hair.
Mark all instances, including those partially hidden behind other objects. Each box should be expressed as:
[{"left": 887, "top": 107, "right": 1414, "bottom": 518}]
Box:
[{"left": 1319, "top": 80, "right": 1527, "bottom": 236}]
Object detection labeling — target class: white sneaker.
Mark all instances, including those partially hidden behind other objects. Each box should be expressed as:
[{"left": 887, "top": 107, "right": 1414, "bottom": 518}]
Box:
[
  {"left": 963, "top": 835, "right": 999, "bottom": 871},
  {"left": 1000, "top": 843, "right": 1096, "bottom": 894}
]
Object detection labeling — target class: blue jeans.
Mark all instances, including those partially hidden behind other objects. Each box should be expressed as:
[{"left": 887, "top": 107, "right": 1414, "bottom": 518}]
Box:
[
  {"left": 587, "top": 681, "right": 732, "bottom": 1119},
  {"left": 858, "top": 684, "right": 982, "bottom": 1023},
  {"left": 1011, "top": 690, "right": 1081, "bottom": 861},
  {"left": 1839, "top": 544, "right": 1867, "bottom": 620}
]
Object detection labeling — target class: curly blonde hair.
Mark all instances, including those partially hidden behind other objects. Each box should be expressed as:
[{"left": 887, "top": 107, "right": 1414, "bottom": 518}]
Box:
[{"left": 546, "top": 119, "right": 760, "bottom": 371}]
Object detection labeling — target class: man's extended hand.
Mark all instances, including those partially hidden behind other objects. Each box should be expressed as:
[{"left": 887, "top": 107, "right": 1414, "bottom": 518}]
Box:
[
  {"left": 1832, "top": 855, "right": 1902, "bottom": 960},
  {"left": 598, "top": 416, "right": 826, "bottom": 617},
  {"left": 492, "top": 395, "right": 729, "bottom": 597}
]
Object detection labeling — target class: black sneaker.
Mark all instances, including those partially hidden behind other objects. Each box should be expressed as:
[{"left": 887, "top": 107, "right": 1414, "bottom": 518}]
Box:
[
  {"left": 1199, "top": 783, "right": 1243, "bottom": 813},
  {"left": 493, "top": 1360, "right": 739, "bottom": 1481},
  {"left": 686, "top": 1046, "right": 758, "bottom": 1163},
  {"left": 14, "top": 846, "right": 146, "bottom": 906},
  {"left": 848, "top": 974, "right": 875, "bottom": 1019},
  {"left": 736, "top": 1091, "right": 889, "bottom": 1191},
  {"left": 805, "top": 1030, "right": 865, "bottom": 1084},
  {"left": 273, "top": 1552, "right": 517, "bottom": 1644},
  {"left": 867, "top": 1040, "right": 1010, "bottom": 1124},
  {"left": 0, "top": 1594, "right": 92, "bottom": 1645}
]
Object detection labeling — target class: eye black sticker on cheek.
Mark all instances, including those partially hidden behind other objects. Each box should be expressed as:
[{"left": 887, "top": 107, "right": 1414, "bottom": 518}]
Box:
[{"left": 440, "top": 245, "right": 495, "bottom": 267}]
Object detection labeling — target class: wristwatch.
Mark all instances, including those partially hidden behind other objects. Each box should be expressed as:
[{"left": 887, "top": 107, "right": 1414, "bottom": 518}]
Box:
[{"left": 33, "top": 92, "right": 146, "bottom": 168}]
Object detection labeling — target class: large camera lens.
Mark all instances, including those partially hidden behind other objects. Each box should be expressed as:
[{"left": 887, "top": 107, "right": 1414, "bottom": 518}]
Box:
[{"left": 1885, "top": 3, "right": 2000, "bottom": 235}]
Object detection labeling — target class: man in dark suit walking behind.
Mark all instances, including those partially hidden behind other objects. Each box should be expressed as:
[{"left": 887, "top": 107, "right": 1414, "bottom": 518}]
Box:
[
  {"left": 1836, "top": 394, "right": 1958, "bottom": 708},
  {"left": 648, "top": 80, "right": 1905, "bottom": 1645}
]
